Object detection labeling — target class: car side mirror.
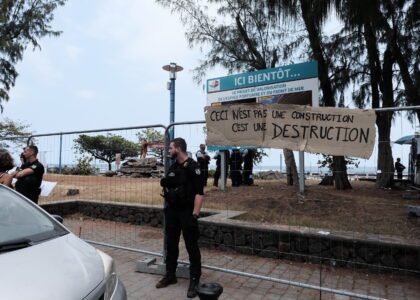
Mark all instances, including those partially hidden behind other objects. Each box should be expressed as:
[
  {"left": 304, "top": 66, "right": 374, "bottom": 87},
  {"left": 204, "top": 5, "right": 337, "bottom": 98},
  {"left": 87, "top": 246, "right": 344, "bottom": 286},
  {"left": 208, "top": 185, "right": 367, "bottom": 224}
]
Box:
[{"left": 51, "top": 214, "right": 64, "bottom": 224}]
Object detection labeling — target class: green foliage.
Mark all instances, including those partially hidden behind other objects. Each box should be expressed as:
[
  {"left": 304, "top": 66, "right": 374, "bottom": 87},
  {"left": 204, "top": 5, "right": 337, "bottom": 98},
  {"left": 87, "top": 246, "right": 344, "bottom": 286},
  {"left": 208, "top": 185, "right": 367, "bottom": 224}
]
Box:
[
  {"left": 254, "top": 148, "right": 267, "bottom": 165},
  {"left": 74, "top": 156, "right": 96, "bottom": 175},
  {"left": 0, "top": 0, "right": 66, "bottom": 109},
  {"left": 0, "top": 118, "right": 31, "bottom": 149},
  {"left": 156, "top": 0, "right": 305, "bottom": 83},
  {"left": 207, "top": 169, "right": 216, "bottom": 178},
  {"left": 157, "top": 0, "right": 301, "bottom": 181},
  {"left": 317, "top": 154, "right": 359, "bottom": 171},
  {"left": 74, "top": 134, "right": 139, "bottom": 170},
  {"left": 61, "top": 156, "right": 96, "bottom": 176},
  {"left": 136, "top": 128, "right": 165, "bottom": 162},
  {"left": 137, "top": 128, "right": 164, "bottom": 142}
]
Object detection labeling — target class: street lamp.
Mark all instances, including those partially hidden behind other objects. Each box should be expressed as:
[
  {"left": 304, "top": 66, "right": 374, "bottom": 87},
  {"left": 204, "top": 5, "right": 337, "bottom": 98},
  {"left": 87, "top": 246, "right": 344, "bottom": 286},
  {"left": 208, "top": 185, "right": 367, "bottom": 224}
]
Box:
[{"left": 162, "top": 62, "right": 183, "bottom": 141}]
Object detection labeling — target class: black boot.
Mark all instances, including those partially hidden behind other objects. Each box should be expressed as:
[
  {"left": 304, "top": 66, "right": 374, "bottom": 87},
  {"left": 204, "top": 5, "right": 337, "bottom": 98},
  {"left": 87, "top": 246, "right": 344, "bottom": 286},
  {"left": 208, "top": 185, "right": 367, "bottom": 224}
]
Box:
[
  {"left": 156, "top": 274, "right": 177, "bottom": 289},
  {"left": 187, "top": 278, "right": 199, "bottom": 298}
]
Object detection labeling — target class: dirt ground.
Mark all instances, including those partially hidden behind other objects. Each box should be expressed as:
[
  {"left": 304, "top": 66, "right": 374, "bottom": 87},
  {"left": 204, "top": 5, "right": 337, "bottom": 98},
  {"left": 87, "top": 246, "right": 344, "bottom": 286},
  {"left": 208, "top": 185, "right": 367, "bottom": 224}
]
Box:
[
  {"left": 42, "top": 174, "right": 420, "bottom": 241},
  {"left": 205, "top": 180, "right": 420, "bottom": 241}
]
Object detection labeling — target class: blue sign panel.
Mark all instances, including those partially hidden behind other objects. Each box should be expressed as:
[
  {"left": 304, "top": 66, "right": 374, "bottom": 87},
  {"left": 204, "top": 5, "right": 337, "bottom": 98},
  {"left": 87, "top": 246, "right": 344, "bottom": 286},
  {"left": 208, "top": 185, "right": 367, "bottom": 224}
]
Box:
[
  {"left": 207, "top": 146, "right": 258, "bottom": 151},
  {"left": 207, "top": 61, "right": 318, "bottom": 94}
]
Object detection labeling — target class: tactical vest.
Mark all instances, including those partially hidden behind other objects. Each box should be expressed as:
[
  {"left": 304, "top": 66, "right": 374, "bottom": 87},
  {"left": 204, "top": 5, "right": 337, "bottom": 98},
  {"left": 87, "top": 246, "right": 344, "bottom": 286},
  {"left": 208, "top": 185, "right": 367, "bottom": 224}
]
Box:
[{"left": 160, "top": 164, "right": 191, "bottom": 207}]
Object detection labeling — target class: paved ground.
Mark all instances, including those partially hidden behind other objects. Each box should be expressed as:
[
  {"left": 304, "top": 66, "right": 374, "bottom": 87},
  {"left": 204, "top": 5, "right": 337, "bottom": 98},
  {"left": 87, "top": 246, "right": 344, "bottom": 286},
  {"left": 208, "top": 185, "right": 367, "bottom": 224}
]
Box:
[{"left": 64, "top": 217, "right": 420, "bottom": 300}]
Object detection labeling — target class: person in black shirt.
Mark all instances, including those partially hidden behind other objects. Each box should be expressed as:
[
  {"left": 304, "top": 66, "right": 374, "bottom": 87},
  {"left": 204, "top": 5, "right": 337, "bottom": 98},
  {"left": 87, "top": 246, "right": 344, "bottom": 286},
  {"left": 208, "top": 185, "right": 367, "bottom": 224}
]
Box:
[
  {"left": 196, "top": 144, "right": 210, "bottom": 186},
  {"left": 157, "top": 138, "right": 204, "bottom": 298},
  {"left": 230, "top": 148, "right": 243, "bottom": 187},
  {"left": 213, "top": 150, "right": 229, "bottom": 187},
  {"left": 242, "top": 149, "right": 255, "bottom": 185},
  {"left": 12, "top": 145, "right": 44, "bottom": 204},
  {"left": 395, "top": 158, "right": 405, "bottom": 180}
]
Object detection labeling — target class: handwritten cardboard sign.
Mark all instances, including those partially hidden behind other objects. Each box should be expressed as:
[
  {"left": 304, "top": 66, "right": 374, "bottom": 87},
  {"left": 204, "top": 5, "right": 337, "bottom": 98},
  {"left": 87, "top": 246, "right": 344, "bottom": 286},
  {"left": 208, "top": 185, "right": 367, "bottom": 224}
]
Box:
[{"left": 205, "top": 104, "right": 376, "bottom": 159}]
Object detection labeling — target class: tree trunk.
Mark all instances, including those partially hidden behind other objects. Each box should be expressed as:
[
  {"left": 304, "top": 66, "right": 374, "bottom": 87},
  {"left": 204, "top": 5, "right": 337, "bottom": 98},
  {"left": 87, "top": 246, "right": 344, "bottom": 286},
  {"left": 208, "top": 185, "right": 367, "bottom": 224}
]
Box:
[
  {"left": 108, "top": 162, "right": 112, "bottom": 171},
  {"left": 376, "top": 114, "right": 394, "bottom": 187},
  {"left": 363, "top": 22, "right": 395, "bottom": 188},
  {"left": 333, "top": 156, "right": 352, "bottom": 190},
  {"left": 377, "top": 8, "right": 420, "bottom": 119},
  {"left": 283, "top": 149, "right": 298, "bottom": 186},
  {"left": 300, "top": 0, "right": 351, "bottom": 190},
  {"left": 376, "top": 47, "right": 395, "bottom": 188},
  {"left": 319, "top": 175, "right": 334, "bottom": 185}
]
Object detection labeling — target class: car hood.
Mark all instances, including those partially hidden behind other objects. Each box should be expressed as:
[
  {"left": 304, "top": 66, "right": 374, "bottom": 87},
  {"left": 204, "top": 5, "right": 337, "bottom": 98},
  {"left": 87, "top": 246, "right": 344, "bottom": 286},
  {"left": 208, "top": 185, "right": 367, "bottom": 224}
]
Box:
[{"left": 0, "top": 233, "right": 104, "bottom": 300}]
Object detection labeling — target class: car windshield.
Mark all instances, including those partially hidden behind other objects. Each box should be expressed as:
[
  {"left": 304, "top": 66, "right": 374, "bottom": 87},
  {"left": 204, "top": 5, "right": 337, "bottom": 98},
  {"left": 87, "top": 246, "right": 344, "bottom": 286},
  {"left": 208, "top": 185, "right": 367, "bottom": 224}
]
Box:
[{"left": 0, "top": 186, "right": 68, "bottom": 247}]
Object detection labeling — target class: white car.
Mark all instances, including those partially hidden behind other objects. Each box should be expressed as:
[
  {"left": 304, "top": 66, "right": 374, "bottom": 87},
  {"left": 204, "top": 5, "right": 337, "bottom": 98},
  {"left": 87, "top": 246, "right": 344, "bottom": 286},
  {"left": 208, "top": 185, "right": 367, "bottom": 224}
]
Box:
[{"left": 0, "top": 185, "right": 127, "bottom": 300}]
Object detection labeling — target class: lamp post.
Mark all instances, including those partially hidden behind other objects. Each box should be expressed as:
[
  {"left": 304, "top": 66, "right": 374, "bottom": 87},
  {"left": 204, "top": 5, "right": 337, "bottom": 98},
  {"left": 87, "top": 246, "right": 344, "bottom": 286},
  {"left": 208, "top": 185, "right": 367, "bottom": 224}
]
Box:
[{"left": 162, "top": 62, "right": 183, "bottom": 141}]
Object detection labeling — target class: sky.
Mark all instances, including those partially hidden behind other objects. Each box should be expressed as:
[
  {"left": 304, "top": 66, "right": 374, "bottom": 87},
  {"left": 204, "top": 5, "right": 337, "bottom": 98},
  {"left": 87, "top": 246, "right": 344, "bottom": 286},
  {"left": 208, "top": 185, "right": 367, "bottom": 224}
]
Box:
[
  {"left": 1, "top": 0, "right": 415, "bottom": 171},
  {"left": 5, "top": 0, "right": 208, "bottom": 130}
]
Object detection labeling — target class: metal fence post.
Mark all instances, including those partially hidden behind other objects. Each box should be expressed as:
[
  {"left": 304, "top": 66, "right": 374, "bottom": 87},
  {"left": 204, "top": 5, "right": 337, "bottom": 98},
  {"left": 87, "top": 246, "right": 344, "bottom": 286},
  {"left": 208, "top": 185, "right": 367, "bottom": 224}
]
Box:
[
  {"left": 220, "top": 151, "right": 226, "bottom": 192},
  {"left": 164, "top": 130, "right": 170, "bottom": 176},
  {"left": 163, "top": 128, "right": 170, "bottom": 264},
  {"left": 299, "top": 151, "right": 305, "bottom": 194},
  {"left": 59, "top": 133, "right": 63, "bottom": 174},
  {"left": 280, "top": 153, "right": 283, "bottom": 174},
  {"left": 169, "top": 79, "right": 175, "bottom": 141}
]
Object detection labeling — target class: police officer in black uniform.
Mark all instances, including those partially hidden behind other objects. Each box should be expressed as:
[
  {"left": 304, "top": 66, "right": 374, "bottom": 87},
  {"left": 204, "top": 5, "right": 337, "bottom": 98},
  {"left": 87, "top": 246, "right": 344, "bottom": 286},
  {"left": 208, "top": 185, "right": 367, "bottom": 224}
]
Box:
[
  {"left": 213, "top": 150, "right": 229, "bottom": 187},
  {"left": 230, "top": 148, "right": 243, "bottom": 187},
  {"left": 156, "top": 138, "right": 204, "bottom": 298},
  {"left": 242, "top": 148, "right": 255, "bottom": 185},
  {"left": 196, "top": 144, "right": 210, "bottom": 186},
  {"left": 13, "top": 145, "right": 44, "bottom": 204}
]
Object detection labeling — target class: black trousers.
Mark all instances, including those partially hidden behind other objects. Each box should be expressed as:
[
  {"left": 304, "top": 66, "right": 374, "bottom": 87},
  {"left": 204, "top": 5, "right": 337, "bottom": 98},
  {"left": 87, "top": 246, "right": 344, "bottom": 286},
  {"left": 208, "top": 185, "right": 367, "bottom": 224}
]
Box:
[
  {"left": 201, "top": 167, "right": 209, "bottom": 186},
  {"left": 165, "top": 208, "right": 201, "bottom": 279},
  {"left": 214, "top": 162, "right": 229, "bottom": 187},
  {"left": 243, "top": 164, "right": 253, "bottom": 185},
  {"left": 230, "top": 167, "right": 242, "bottom": 187},
  {"left": 16, "top": 187, "right": 40, "bottom": 204},
  {"left": 213, "top": 166, "right": 225, "bottom": 187}
]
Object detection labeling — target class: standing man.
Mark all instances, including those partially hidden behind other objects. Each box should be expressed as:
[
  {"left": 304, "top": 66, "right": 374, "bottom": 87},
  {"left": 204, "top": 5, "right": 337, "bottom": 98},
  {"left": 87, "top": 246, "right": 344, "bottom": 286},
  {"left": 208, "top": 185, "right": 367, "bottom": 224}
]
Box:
[
  {"left": 157, "top": 138, "right": 204, "bottom": 298},
  {"left": 395, "top": 158, "right": 405, "bottom": 180},
  {"left": 230, "top": 148, "right": 243, "bottom": 187},
  {"left": 213, "top": 150, "right": 229, "bottom": 188},
  {"left": 13, "top": 145, "right": 44, "bottom": 204},
  {"left": 242, "top": 149, "right": 255, "bottom": 186},
  {"left": 196, "top": 144, "right": 210, "bottom": 186}
]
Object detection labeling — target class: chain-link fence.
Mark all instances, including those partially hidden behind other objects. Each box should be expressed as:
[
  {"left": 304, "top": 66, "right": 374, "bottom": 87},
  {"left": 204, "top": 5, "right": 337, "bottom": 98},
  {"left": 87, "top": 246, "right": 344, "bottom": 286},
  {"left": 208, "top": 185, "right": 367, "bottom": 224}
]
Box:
[
  {"left": 17, "top": 125, "right": 166, "bottom": 255},
  {"left": 2, "top": 109, "right": 420, "bottom": 299},
  {"left": 163, "top": 110, "right": 420, "bottom": 299},
  {"left": 27, "top": 125, "right": 166, "bottom": 204}
]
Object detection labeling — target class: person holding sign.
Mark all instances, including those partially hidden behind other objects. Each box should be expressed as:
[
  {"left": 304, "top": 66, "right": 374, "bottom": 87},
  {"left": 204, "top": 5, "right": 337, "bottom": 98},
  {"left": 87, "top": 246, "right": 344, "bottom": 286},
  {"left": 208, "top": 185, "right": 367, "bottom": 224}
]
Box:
[{"left": 157, "top": 138, "right": 204, "bottom": 298}]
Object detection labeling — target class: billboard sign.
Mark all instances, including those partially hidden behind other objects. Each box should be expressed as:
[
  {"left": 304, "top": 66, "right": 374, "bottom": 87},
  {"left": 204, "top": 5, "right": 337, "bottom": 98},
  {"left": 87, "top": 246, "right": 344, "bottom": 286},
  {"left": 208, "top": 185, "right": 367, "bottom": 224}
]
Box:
[{"left": 206, "top": 61, "right": 319, "bottom": 106}]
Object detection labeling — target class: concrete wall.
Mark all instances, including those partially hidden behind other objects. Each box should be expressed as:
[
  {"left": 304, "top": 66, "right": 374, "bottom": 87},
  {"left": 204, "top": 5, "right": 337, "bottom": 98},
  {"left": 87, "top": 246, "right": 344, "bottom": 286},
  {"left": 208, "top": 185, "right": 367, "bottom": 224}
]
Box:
[{"left": 41, "top": 201, "right": 420, "bottom": 274}]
